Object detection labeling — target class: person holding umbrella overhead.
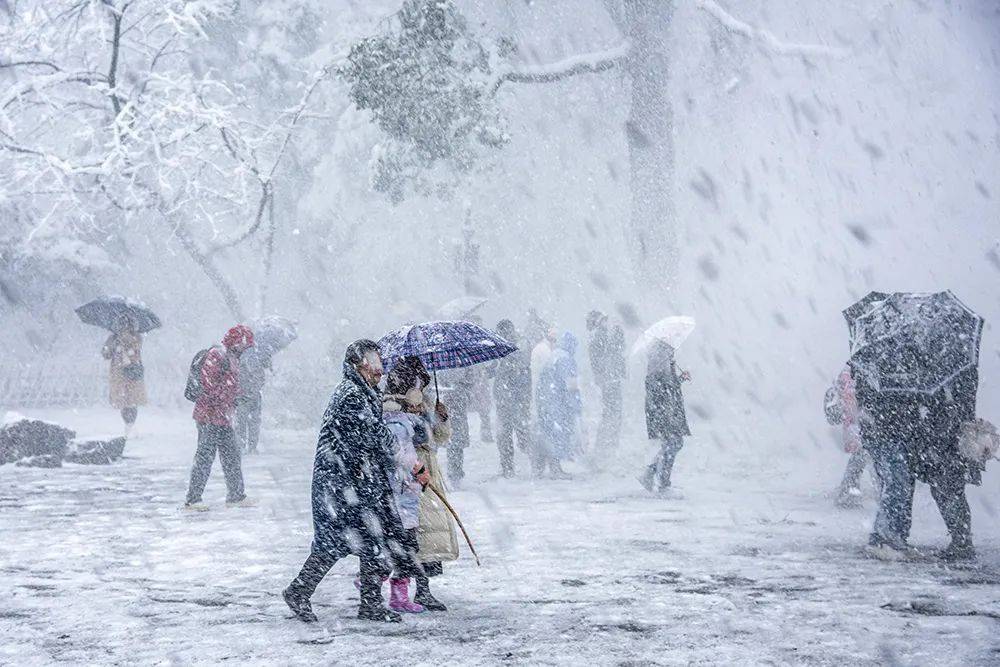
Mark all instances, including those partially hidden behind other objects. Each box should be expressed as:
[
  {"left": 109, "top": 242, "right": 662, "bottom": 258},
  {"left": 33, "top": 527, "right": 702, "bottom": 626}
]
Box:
[
  {"left": 377, "top": 356, "right": 457, "bottom": 613},
  {"left": 377, "top": 319, "right": 517, "bottom": 482},
  {"left": 236, "top": 316, "right": 298, "bottom": 454},
  {"left": 640, "top": 341, "right": 692, "bottom": 493},
  {"left": 76, "top": 296, "right": 161, "bottom": 434},
  {"left": 102, "top": 315, "right": 146, "bottom": 435},
  {"left": 631, "top": 317, "right": 695, "bottom": 493},
  {"left": 850, "top": 291, "right": 985, "bottom": 560}
]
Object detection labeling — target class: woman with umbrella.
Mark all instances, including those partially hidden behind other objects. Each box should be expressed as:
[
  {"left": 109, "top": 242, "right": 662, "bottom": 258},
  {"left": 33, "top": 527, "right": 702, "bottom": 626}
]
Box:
[
  {"left": 102, "top": 315, "right": 146, "bottom": 433},
  {"left": 631, "top": 316, "right": 695, "bottom": 494},
  {"left": 77, "top": 297, "right": 160, "bottom": 435},
  {"left": 640, "top": 341, "right": 692, "bottom": 493},
  {"left": 377, "top": 356, "right": 457, "bottom": 613}
]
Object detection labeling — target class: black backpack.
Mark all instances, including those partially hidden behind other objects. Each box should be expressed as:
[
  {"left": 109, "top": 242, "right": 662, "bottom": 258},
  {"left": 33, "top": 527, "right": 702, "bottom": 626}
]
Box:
[
  {"left": 185, "top": 347, "right": 233, "bottom": 401},
  {"left": 184, "top": 349, "right": 211, "bottom": 402}
]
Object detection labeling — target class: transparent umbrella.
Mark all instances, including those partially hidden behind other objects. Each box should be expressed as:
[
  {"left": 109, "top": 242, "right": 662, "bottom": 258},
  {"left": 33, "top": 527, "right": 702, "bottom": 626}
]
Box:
[{"left": 629, "top": 316, "right": 696, "bottom": 359}]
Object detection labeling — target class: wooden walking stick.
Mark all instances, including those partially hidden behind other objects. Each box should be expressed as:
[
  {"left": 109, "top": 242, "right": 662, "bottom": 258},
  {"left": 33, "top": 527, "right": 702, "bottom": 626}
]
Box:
[{"left": 427, "top": 482, "right": 481, "bottom": 566}]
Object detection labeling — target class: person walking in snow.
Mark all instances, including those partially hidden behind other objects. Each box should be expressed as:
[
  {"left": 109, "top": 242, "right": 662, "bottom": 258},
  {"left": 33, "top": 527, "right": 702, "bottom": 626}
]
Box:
[
  {"left": 640, "top": 341, "right": 691, "bottom": 493},
  {"left": 283, "top": 340, "right": 424, "bottom": 624},
  {"left": 857, "top": 364, "right": 982, "bottom": 560},
  {"left": 235, "top": 341, "right": 272, "bottom": 454},
  {"left": 535, "top": 331, "right": 582, "bottom": 478},
  {"left": 379, "top": 356, "right": 455, "bottom": 612},
  {"left": 102, "top": 314, "right": 147, "bottom": 434},
  {"left": 413, "top": 385, "right": 459, "bottom": 612},
  {"left": 438, "top": 366, "right": 475, "bottom": 485},
  {"left": 825, "top": 364, "right": 876, "bottom": 508},
  {"left": 587, "top": 311, "right": 626, "bottom": 450},
  {"left": 378, "top": 359, "right": 433, "bottom": 614},
  {"left": 183, "top": 325, "right": 256, "bottom": 510},
  {"left": 466, "top": 315, "right": 495, "bottom": 444},
  {"left": 493, "top": 319, "right": 532, "bottom": 478}
]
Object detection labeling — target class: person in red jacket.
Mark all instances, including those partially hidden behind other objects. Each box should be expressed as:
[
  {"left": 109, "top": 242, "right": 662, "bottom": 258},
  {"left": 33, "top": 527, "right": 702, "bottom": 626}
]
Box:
[{"left": 184, "top": 325, "right": 256, "bottom": 510}]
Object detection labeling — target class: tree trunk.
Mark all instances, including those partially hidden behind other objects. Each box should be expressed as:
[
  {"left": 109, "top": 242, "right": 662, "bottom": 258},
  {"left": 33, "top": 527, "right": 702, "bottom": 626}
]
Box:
[
  {"left": 170, "top": 217, "right": 246, "bottom": 321},
  {"left": 622, "top": 0, "right": 676, "bottom": 292},
  {"left": 257, "top": 187, "right": 277, "bottom": 317}
]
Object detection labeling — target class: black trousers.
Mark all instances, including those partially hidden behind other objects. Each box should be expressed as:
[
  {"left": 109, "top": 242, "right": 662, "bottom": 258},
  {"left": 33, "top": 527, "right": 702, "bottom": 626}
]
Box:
[
  {"left": 291, "top": 539, "right": 424, "bottom": 605},
  {"left": 496, "top": 408, "right": 530, "bottom": 475},
  {"left": 927, "top": 471, "right": 973, "bottom": 548},
  {"left": 288, "top": 548, "right": 386, "bottom": 609},
  {"left": 596, "top": 382, "right": 623, "bottom": 449},
  {"left": 185, "top": 423, "right": 245, "bottom": 504},
  {"left": 235, "top": 394, "right": 262, "bottom": 453}
]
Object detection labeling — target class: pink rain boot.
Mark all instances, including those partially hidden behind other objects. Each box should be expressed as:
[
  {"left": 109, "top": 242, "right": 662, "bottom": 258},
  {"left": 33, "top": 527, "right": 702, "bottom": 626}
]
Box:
[{"left": 388, "top": 578, "right": 425, "bottom": 613}]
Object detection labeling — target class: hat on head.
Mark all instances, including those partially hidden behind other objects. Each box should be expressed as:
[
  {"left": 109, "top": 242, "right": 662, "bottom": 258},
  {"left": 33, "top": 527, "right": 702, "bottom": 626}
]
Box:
[{"left": 223, "top": 324, "right": 255, "bottom": 352}]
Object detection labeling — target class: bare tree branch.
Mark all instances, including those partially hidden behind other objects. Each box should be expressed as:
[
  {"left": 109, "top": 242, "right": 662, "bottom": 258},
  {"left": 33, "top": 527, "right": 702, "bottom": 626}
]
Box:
[
  {"left": 695, "top": 0, "right": 848, "bottom": 59},
  {"left": 104, "top": 0, "right": 125, "bottom": 118},
  {"left": 491, "top": 43, "right": 629, "bottom": 94}
]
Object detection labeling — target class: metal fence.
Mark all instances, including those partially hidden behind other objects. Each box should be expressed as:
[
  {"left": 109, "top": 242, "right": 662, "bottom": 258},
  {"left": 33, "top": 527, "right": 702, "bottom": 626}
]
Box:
[{"left": 0, "top": 358, "right": 334, "bottom": 426}]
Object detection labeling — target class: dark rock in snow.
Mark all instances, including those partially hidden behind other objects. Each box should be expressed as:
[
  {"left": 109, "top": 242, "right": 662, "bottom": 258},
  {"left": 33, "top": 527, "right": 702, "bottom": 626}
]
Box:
[
  {"left": 15, "top": 455, "right": 62, "bottom": 468},
  {"left": 0, "top": 418, "right": 75, "bottom": 464},
  {"left": 65, "top": 437, "right": 127, "bottom": 465}
]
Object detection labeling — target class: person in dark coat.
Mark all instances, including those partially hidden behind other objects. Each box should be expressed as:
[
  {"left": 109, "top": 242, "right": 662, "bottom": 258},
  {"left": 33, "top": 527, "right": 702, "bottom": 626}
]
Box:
[
  {"left": 493, "top": 319, "right": 532, "bottom": 477},
  {"left": 640, "top": 341, "right": 691, "bottom": 492},
  {"left": 283, "top": 340, "right": 424, "bottom": 624},
  {"left": 235, "top": 342, "right": 272, "bottom": 454},
  {"left": 914, "top": 367, "right": 981, "bottom": 559},
  {"left": 439, "top": 365, "right": 475, "bottom": 485},
  {"left": 856, "top": 365, "right": 982, "bottom": 560},
  {"left": 587, "top": 311, "right": 626, "bottom": 450}
]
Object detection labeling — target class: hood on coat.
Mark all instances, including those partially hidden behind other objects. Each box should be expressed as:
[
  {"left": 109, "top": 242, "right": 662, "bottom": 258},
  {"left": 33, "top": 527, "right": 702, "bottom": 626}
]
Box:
[{"left": 343, "top": 360, "right": 382, "bottom": 405}]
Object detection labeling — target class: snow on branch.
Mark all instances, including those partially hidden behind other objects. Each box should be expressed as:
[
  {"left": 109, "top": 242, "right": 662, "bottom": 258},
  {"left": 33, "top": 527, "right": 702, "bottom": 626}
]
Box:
[
  {"left": 491, "top": 42, "right": 628, "bottom": 94},
  {"left": 696, "top": 0, "right": 847, "bottom": 59}
]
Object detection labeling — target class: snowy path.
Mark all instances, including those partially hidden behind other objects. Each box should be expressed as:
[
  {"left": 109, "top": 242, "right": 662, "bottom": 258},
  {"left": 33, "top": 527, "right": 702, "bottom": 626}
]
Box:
[{"left": 3, "top": 409, "right": 1000, "bottom": 665}]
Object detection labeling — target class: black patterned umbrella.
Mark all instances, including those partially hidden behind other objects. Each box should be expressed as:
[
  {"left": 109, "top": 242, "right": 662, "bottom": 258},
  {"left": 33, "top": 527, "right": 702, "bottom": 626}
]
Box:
[
  {"left": 76, "top": 296, "right": 161, "bottom": 334},
  {"left": 842, "top": 291, "right": 889, "bottom": 346},
  {"left": 848, "top": 291, "right": 983, "bottom": 395}
]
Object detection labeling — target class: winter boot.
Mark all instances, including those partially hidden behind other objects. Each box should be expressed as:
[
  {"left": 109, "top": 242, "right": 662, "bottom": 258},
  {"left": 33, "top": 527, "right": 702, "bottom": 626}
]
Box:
[
  {"left": 358, "top": 575, "right": 402, "bottom": 623},
  {"left": 638, "top": 465, "right": 656, "bottom": 492},
  {"left": 282, "top": 587, "right": 318, "bottom": 623},
  {"left": 388, "top": 578, "right": 425, "bottom": 613},
  {"left": 939, "top": 540, "right": 976, "bottom": 562},
  {"left": 865, "top": 535, "right": 921, "bottom": 561},
  {"left": 182, "top": 502, "right": 209, "bottom": 512},
  {"left": 835, "top": 486, "right": 863, "bottom": 509},
  {"left": 549, "top": 461, "right": 572, "bottom": 480},
  {"left": 413, "top": 575, "right": 447, "bottom": 612}
]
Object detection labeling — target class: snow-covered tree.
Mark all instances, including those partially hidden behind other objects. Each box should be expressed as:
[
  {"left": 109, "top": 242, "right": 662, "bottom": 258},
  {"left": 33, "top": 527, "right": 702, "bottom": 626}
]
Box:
[
  {"left": 0, "top": 0, "right": 328, "bottom": 319},
  {"left": 340, "top": 0, "right": 509, "bottom": 203}
]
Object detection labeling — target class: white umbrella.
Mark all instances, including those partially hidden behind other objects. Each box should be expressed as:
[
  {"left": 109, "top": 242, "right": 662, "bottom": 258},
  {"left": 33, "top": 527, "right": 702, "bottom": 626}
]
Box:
[
  {"left": 630, "top": 316, "right": 696, "bottom": 358},
  {"left": 252, "top": 315, "right": 298, "bottom": 353},
  {"left": 438, "top": 296, "right": 487, "bottom": 320}
]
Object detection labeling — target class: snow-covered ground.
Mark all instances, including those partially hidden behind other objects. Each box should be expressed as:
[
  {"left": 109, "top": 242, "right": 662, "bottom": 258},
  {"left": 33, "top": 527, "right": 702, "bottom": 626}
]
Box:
[{"left": 3, "top": 407, "right": 1000, "bottom": 665}]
